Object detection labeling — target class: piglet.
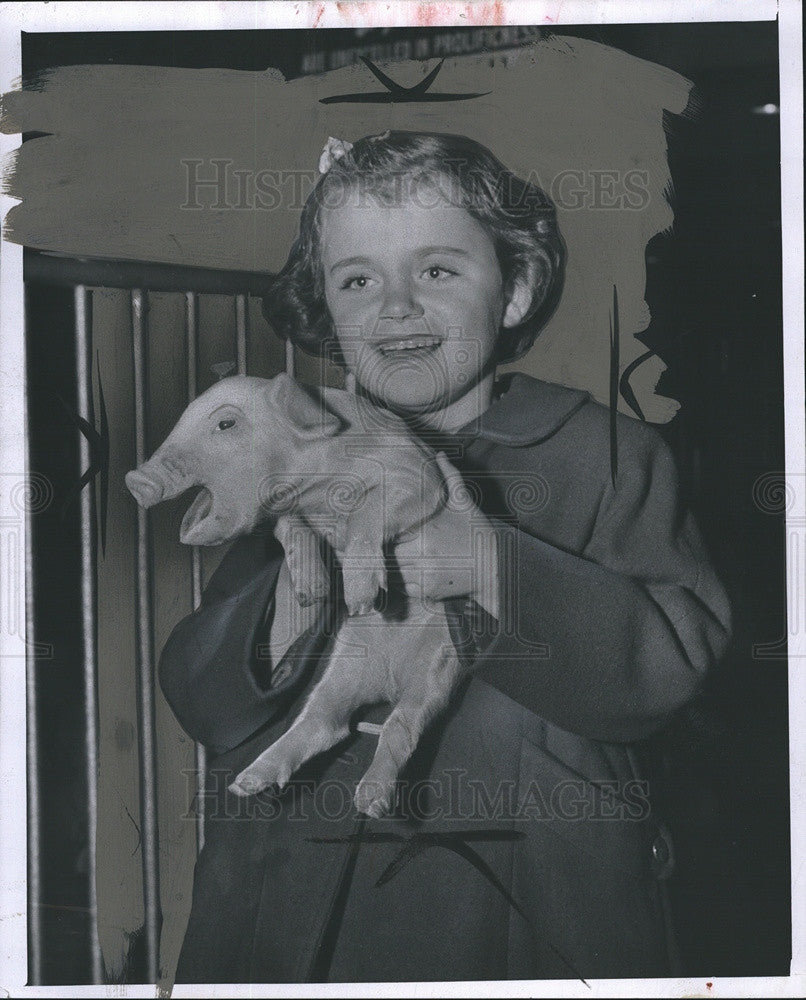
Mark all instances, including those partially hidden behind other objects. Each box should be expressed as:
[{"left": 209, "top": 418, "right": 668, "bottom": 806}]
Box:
[{"left": 126, "top": 374, "right": 471, "bottom": 817}]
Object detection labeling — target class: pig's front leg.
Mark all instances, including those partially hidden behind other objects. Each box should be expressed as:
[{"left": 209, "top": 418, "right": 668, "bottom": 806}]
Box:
[
  {"left": 273, "top": 513, "right": 330, "bottom": 606},
  {"left": 340, "top": 501, "right": 387, "bottom": 617}
]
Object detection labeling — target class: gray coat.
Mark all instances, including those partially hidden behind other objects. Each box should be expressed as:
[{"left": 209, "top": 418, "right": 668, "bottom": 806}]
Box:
[{"left": 159, "top": 374, "right": 732, "bottom": 983}]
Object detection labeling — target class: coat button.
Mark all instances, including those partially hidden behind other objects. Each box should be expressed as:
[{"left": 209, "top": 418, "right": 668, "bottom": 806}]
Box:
[
  {"left": 652, "top": 838, "right": 668, "bottom": 863},
  {"left": 651, "top": 826, "right": 675, "bottom": 880}
]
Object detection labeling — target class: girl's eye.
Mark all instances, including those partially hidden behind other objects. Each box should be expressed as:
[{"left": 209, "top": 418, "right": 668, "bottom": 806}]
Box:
[
  {"left": 422, "top": 265, "right": 455, "bottom": 280},
  {"left": 341, "top": 275, "right": 372, "bottom": 290},
  {"left": 217, "top": 419, "right": 236, "bottom": 431}
]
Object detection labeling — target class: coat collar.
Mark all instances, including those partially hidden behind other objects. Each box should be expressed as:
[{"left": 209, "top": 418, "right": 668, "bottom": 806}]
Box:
[{"left": 457, "top": 373, "right": 591, "bottom": 447}]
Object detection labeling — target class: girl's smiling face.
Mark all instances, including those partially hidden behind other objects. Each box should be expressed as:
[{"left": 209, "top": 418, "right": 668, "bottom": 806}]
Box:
[{"left": 320, "top": 179, "right": 525, "bottom": 430}]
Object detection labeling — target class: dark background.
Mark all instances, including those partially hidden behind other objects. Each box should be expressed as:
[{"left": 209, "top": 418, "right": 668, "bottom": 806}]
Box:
[{"left": 21, "top": 20, "right": 788, "bottom": 983}]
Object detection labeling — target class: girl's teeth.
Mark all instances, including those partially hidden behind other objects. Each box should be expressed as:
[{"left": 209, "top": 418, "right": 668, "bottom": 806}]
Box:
[{"left": 379, "top": 339, "right": 440, "bottom": 354}]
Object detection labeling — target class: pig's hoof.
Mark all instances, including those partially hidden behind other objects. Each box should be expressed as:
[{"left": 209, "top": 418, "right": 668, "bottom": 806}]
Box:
[
  {"left": 348, "top": 599, "right": 376, "bottom": 617},
  {"left": 342, "top": 563, "right": 385, "bottom": 617},
  {"left": 231, "top": 758, "right": 292, "bottom": 797},
  {"left": 344, "top": 591, "right": 379, "bottom": 617},
  {"left": 228, "top": 775, "right": 268, "bottom": 797},
  {"left": 343, "top": 584, "right": 380, "bottom": 617},
  {"left": 309, "top": 572, "right": 331, "bottom": 602},
  {"left": 295, "top": 576, "right": 330, "bottom": 607},
  {"left": 354, "top": 777, "right": 394, "bottom": 818}
]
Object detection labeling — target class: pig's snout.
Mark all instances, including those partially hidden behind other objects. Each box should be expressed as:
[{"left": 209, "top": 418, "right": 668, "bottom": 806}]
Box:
[{"left": 125, "top": 470, "right": 165, "bottom": 508}]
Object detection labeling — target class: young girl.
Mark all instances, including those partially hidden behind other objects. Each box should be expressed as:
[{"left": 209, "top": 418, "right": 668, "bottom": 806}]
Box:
[{"left": 159, "top": 131, "right": 732, "bottom": 983}]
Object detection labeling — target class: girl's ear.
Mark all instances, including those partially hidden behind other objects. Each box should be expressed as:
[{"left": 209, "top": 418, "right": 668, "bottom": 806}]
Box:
[{"left": 502, "top": 266, "right": 536, "bottom": 329}]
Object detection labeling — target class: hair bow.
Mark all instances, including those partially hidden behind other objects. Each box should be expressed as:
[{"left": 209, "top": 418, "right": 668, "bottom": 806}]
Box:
[{"left": 318, "top": 136, "right": 354, "bottom": 174}]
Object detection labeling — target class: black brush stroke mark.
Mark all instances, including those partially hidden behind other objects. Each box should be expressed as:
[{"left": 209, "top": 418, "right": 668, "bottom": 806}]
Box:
[
  {"left": 609, "top": 285, "right": 619, "bottom": 489},
  {"left": 306, "top": 815, "right": 368, "bottom": 982},
  {"left": 364, "top": 56, "right": 444, "bottom": 96},
  {"left": 619, "top": 348, "right": 653, "bottom": 422},
  {"left": 53, "top": 354, "right": 110, "bottom": 555},
  {"left": 114, "top": 786, "right": 142, "bottom": 859},
  {"left": 307, "top": 827, "right": 587, "bottom": 984},
  {"left": 320, "top": 57, "right": 490, "bottom": 104},
  {"left": 55, "top": 394, "right": 101, "bottom": 517}
]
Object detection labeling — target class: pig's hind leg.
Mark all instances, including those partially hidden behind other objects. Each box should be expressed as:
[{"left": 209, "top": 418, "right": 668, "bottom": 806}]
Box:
[
  {"left": 229, "top": 615, "right": 389, "bottom": 797},
  {"left": 354, "top": 617, "right": 463, "bottom": 818}
]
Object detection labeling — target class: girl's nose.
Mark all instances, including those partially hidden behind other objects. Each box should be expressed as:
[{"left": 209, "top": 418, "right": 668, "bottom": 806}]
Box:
[{"left": 379, "top": 278, "right": 424, "bottom": 321}]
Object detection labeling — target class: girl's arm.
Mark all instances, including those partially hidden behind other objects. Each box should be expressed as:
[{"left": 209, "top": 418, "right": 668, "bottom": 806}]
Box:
[
  {"left": 157, "top": 532, "right": 317, "bottom": 755},
  {"left": 471, "top": 429, "right": 732, "bottom": 744}
]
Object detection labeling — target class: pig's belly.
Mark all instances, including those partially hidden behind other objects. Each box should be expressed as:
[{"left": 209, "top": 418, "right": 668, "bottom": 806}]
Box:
[{"left": 334, "top": 601, "right": 457, "bottom": 702}]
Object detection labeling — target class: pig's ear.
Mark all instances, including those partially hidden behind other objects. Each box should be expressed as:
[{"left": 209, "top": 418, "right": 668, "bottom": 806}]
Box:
[{"left": 266, "top": 373, "right": 343, "bottom": 439}]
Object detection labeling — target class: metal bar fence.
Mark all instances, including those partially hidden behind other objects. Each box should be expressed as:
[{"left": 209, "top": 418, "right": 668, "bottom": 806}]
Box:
[
  {"left": 235, "top": 294, "right": 248, "bottom": 375},
  {"left": 131, "top": 288, "right": 161, "bottom": 983},
  {"left": 25, "top": 340, "right": 42, "bottom": 989},
  {"left": 26, "top": 255, "right": 295, "bottom": 984},
  {"left": 75, "top": 286, "right": 104, "bottom": 984},
  {"left": 185, "top": 291, "right": 207, "bottom": 855}
]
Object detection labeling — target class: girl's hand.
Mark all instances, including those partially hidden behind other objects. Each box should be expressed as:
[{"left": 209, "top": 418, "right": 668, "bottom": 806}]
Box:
[{"left": 393, "top": 452, "right": 500, "bottom": 619}]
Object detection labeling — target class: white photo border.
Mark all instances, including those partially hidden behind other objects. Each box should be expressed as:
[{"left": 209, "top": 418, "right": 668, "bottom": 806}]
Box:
[{"left": 1, "top": 2, "right": 802, "bottom": 997}]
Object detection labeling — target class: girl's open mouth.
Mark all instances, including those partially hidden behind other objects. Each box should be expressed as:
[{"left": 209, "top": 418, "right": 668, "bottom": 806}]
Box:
[{"left": 376, "top": 336, "right": 442, "bottom": 357}]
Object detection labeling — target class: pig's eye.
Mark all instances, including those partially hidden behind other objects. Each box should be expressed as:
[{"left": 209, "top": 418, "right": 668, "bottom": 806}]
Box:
[{"left": 217, "top": 419, "right": 236, "bottom": 430}]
